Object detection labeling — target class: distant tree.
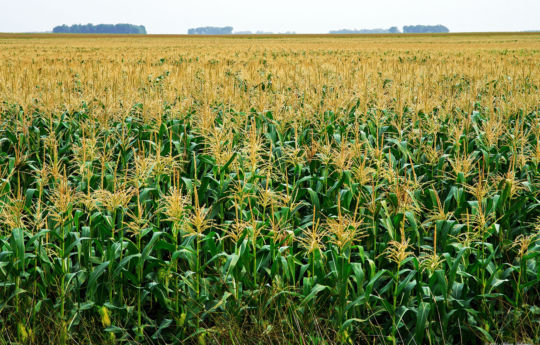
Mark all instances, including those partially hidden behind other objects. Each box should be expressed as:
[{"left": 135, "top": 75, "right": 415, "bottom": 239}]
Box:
[
  {"left": 52, "top": 23, "right": 146, "bottom": 34},
  {"left": 402, "top": 25, "right": 449, "bottom": 33},
  {"left": 329, "top": 25, "right": 449, "bottom": 35},
  {"left": 187, "top": 26, "right": 233, "bottom": 35},
  {"left": 330, "top": 27, "right": 404, "bottom": 34},
  {"left": 52, "top": 25, "right": 68, "bottom": 33}
]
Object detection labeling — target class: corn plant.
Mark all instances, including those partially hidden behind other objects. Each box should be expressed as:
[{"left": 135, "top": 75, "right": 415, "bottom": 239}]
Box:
[{"left": 0, "top": 33, "right": 539, "bottom": 344}]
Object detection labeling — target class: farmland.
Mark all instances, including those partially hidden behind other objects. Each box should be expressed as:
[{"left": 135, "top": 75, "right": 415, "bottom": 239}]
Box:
[{"left": 0, "top": 33, "right": 539, "bottom": 344}]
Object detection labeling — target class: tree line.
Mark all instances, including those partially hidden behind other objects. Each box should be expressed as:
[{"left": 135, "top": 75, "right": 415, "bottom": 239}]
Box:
[
  {"left": 52, "top": 24, "right": 147, "bottom": 34},
  {"left": 187, "top": 26, "right": 233, "bottom": 35},
  {"left": 403, "top": 25, "right": 449, "bottom": 33},
  {"left": 188, "top": 25, "right": 449, "bottom": 35},
  {"left": 330, "top": 27, "right": 400, "bottom": 34},
  {"left": 331, "top": 25, "right": 449, "bottom": 34}
]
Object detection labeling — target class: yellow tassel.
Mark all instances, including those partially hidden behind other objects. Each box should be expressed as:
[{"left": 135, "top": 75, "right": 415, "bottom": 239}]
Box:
[{"left": 100, "top": 306, "right": 111, "bottom": 327}]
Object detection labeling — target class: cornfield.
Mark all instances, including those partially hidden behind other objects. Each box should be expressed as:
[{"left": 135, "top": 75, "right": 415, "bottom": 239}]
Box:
[{"left": 0, "top": 33, "right": 539, "bottom": 344}]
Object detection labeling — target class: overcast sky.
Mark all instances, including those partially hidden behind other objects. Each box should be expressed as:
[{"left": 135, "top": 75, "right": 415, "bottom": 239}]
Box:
[{"left": 2, "top": 0, "right": 539, "bottom": 34}]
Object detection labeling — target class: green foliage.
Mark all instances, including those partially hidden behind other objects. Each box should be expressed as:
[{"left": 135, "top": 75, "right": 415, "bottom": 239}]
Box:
[{"left": 0, "top": 100, "right": 538, "bottom": 344}]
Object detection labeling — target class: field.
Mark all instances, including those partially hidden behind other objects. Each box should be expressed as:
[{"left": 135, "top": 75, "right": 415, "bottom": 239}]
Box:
[{"left": 0, "top": 33, "right": 539, "bottom": 344}]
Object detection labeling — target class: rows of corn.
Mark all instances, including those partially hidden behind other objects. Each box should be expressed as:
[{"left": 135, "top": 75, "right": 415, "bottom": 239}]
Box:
[{"left": 0, "top": 34, "right": 539, "bottom": 344}]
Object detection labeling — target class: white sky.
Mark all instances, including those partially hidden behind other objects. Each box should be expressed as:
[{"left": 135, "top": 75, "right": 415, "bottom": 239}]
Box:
[{"left": 1, "top": 0, "right": 539, "bottom": 34}]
